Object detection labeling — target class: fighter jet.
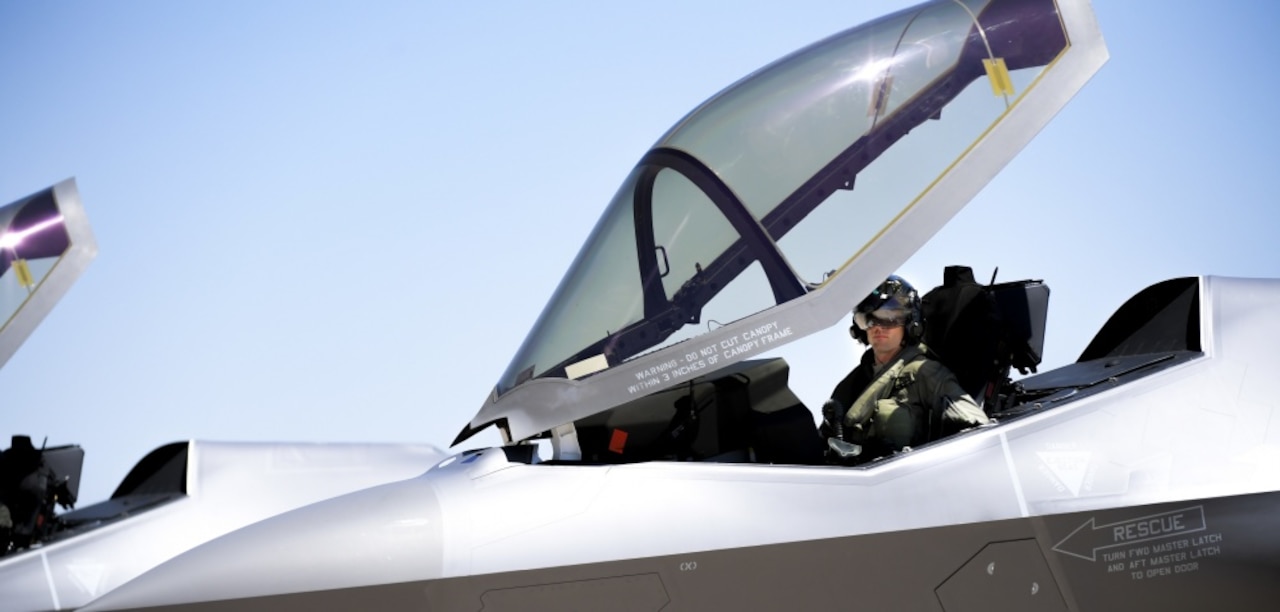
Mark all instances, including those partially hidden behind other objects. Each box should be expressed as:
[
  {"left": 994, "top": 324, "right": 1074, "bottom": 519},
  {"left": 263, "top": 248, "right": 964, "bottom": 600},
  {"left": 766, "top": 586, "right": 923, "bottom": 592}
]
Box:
[
  {"left": 0, "top": 182, "right": 445, "bottom": 611},
  {"left": 82, "top": 0, "right": 1280, "bottom": 609}
]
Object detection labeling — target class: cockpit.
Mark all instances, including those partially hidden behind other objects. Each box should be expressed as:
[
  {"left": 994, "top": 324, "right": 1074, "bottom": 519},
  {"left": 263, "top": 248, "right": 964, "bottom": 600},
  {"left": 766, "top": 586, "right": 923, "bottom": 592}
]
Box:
[
  {"left": 459, "top": 0, "right": 1113, "bottom": 461},
  {"left": 1, "top": 179, "right": 96, "bottom": 556},
  {"left": 519, "top": 274, "right": 1205, "bottom": 468}
]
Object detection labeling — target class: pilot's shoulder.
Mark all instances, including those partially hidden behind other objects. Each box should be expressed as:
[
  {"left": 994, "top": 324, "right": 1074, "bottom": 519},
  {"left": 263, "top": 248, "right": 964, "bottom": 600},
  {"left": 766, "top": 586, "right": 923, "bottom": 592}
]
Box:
[{"left": 908, "top": 354, "right": 958, "bottom": 381}]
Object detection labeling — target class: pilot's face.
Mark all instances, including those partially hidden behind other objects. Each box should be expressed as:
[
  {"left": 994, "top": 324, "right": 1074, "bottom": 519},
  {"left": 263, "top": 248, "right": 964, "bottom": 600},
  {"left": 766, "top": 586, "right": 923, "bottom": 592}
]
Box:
[
  {"left": 862, "top": 310, "right": 906, "bottom": 362},
  {"left": 868, "top": 322, "right": 904, "bottom": 353}
]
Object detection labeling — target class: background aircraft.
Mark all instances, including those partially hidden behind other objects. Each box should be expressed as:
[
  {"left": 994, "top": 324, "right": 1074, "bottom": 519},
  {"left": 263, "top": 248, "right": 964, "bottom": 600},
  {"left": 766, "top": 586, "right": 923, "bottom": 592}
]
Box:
[
  {"left": 0, "top": 182, "right": 446, "bottom": 611},
  {"left": 0, "top": 438, "right": 443, "bottom": 612}
]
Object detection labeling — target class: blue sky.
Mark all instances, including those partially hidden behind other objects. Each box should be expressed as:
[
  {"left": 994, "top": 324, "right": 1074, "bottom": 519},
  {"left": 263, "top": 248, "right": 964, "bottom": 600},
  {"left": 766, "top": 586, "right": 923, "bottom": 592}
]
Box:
[{"left": 3, "top": 0, "right": 1278, "bottom": 505}]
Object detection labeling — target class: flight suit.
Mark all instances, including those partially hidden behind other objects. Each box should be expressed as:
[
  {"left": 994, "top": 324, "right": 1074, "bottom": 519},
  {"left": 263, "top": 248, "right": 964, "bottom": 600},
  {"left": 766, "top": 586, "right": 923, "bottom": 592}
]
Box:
[{"left": 830, "top": 344, "right": 988, "bottom": 459}]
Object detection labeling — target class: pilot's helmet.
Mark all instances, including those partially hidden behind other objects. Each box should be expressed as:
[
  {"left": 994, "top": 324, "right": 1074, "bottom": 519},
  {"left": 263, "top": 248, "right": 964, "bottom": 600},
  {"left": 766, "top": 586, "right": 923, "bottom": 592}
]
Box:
[{"left": 850, "top": 275, "right": 923, "bottom": 344}]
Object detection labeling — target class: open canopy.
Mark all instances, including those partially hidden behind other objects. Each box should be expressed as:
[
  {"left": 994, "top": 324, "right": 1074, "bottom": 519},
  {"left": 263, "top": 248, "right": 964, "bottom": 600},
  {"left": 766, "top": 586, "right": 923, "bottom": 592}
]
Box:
[
  {"left": 0, "top": 179, "right": 97, "bottom": 370},
  {"left": 460, "top": 0, "right": 1107, "bottom": 445}
]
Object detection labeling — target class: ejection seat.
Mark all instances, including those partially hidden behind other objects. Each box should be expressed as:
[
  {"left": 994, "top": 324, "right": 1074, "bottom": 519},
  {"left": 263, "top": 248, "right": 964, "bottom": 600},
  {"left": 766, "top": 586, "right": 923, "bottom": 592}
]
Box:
[{"left": 921, "top": 266, "right": 1048, "bottom": 414}]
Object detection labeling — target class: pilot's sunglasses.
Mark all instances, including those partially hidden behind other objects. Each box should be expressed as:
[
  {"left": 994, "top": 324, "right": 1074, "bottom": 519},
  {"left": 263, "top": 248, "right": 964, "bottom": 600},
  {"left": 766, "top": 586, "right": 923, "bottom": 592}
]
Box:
[{"left": 864, "top": 314, "right": 906, "bottom": 329}]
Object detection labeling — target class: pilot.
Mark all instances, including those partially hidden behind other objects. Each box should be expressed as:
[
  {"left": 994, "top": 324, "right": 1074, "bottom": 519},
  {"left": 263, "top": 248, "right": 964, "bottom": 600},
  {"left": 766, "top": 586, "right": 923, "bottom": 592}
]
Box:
[{"left": 823, "top": 276, "right": 988, "bottom": 462}]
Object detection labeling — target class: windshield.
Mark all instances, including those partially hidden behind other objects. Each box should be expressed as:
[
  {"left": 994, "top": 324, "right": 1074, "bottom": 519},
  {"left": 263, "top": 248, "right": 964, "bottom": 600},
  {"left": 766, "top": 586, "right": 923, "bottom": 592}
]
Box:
[{"left": 495, "top": 0, "right": 1067, "bottom": 399}]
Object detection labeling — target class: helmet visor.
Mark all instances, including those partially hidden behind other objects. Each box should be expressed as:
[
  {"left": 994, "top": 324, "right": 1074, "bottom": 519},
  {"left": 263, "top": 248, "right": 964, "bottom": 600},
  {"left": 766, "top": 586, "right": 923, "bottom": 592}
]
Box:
[{"left": 854, "top": 308, "right": 909, "bottom": 330}]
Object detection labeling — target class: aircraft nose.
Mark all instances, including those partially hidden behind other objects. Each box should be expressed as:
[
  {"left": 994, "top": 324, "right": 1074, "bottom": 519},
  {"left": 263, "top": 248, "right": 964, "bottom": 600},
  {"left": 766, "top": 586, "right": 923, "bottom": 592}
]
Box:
[{"left": 81, "top": 474, "right": 445, "bottom": 611}]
